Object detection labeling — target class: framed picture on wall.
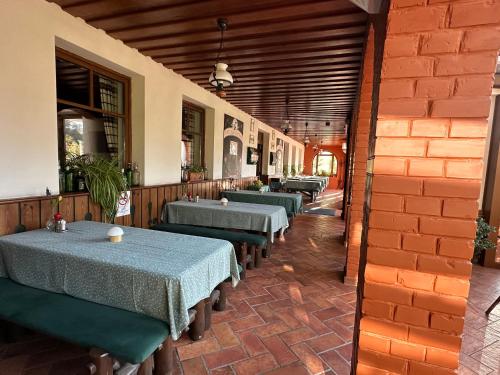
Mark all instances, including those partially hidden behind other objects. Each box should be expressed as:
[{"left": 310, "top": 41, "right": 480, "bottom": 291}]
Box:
[{"left": 223, "top": 114, "right": 244, "bottom": 178}]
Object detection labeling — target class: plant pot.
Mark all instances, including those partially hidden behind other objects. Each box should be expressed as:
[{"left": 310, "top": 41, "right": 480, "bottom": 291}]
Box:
[
  {"left": 483, "top": 248, "right": 500, "bottom": 268},
  {"left": 188, "top": 172, "right": 204, "bottom": 182}
]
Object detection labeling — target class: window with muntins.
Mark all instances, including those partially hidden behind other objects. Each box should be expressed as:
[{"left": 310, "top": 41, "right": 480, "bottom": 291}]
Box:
[
  {"left": 313, "top": 151, "right": 338, "bottom": 176},
  {"left": 56, "top": 48, "right": 130, "bottom": 167}
]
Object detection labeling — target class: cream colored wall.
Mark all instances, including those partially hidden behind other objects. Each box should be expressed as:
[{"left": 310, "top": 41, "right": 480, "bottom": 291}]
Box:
[{"left": 0, "top": 0, "right": 304, "bottom": 199}]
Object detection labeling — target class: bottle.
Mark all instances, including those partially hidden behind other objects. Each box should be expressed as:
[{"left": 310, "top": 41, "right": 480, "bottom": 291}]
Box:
[
  {"left": 132, "top": 162, "right": 141, "bottom": 186},
  {"left": 125, "top": 163, "right": 133, "bottom": 188},
  {"left": 64, "top": 166, "right": 73, "bottom": 193},
  {"left": 58, "top": 165, "right": 65, "bottom": 193},
  {"left": 76, "top": 171, "right": 86, "bottom": 192}
]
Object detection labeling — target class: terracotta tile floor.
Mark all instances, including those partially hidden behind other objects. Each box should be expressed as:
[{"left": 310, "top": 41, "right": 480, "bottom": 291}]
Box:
[
  {"left": 459, "top": 266, "right": 500, "bottom": 375},
  {"left": 1, "top": 190, "right": 499, "bottom": 374}
]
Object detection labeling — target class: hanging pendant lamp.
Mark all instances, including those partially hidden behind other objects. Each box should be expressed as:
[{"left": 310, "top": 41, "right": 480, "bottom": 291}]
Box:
[
  {"left": 303, "top": 122, "right": 310, "bottom": 146},
  {"left": 209, "top": 18, "right": 233, "bottom": 98}
]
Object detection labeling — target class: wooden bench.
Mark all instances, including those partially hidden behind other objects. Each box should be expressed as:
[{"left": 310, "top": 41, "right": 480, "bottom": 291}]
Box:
[
  {"left": 0, "top": 278, "right": 179, "bottom": 375},
  {"left": 150, "top": 223, "right": 268, "bottom": 274}
]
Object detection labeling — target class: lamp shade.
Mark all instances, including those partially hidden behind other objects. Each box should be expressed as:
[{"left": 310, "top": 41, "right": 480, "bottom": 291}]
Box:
[{"left": 209, "top": 63, "right": 233, "bottom": 88}]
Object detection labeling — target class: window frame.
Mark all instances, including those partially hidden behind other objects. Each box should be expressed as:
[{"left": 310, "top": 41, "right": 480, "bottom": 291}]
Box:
[
  {"left": 182, "top": 100, "right": 206, "bottom": 168},
  {"left": 56, "top": 48, "right": 131, "bottom": 166},
  {"left": 313, "top": 151, "right": 338, "bottom": 177}
]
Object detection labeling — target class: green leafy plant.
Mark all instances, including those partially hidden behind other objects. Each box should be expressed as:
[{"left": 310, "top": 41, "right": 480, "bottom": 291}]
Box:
[
  {"left": 68, "top": 154, "right": 127, "bottom": 223},
  {"left": 283, "top": 165, "right": 289, "bottom": 178},
  {"left": 473, "top": 217, "right": 496, "bottom": 263},
  {"left": 188, "top": 165, "right": 204, "bottom": 173},
  {"left": 290, "top": 166, "right": 297, "bottom": 177}
]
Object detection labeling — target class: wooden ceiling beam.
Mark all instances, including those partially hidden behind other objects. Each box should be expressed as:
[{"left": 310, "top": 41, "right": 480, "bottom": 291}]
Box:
[
  {"left": 127, "top": 15, "right": 366, "bottom": 50},
  {"left": 174, "top": 56, "right": 362, "bottom": 74}
]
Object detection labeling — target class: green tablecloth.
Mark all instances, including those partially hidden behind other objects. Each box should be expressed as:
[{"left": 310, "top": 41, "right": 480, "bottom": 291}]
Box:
[
  {"left": 221, "top": 190, "right": 303, "bottom": 216},
  {"left": 167, "top": 199, "right": 288, "bottom": 234},
  {"left": 285, "top": 179, "right": 323, "bottom": 192},
  {"left": 245, "top": 185, "right": 270, "bottom": 192},
  {"left": 288, "top": 176, "right": 329, "bottom": 190},
  {"left": 0, "top": 221, "right": 239, "bottom": 340}
]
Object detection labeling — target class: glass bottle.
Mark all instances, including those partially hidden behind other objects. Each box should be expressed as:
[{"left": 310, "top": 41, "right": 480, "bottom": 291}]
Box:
[
  {"left": 76, "top": 171, "right": 86, "bottom": 192},
  {"left": 64, "top": 166, "right": 73, "bottom": 193},
  {"left": 58, "top": 165, "right": 65, "bottom": 193},
  {"left": 125, "top": 163, "right": 133, "bottom": 188},
  {"left": 132, "top": 163, "right": 141, "bottom": 186}
]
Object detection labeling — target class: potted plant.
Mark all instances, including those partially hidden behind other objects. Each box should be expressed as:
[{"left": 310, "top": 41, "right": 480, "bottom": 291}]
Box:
[
  {"left": 283, "top": 165, "right": 289, "bottom": 178},
  {"left": 68, "top": 154, "right": 127, "bottom": 223},
  {"left": 247, "top": 179, "right": 264, "bottom": 191},
  {"left": 188, "top": 165, "right": 205, "bottom": 182},
  {"left": 473, "top": 217, "right": 496, "bottom": 264},
  {"left": 290, "top": 166, "right": 297, "bottom": 177}
]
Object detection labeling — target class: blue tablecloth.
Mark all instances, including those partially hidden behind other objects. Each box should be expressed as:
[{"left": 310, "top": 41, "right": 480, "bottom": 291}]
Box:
[
  {"left": 221, "top": 190, "right": 303, "bottom": 216},
  {"left": 0, "top": 221, "right": 239, "bottom": 340}
]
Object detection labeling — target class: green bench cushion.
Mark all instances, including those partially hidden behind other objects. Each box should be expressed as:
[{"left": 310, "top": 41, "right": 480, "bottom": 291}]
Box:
[
  {"left": 152, "top": 223, "right": 267, "bottom": 247},
  {"left": 0, "top": 278, "right": 168, "bottom": 364}
]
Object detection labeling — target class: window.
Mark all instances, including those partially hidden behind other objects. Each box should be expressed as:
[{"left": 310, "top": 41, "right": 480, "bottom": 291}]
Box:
[
  {"left": 56, "top": 49, "right": 130, "bottom": 167},
  {"left": 181, "top": 101, "right": 205, "bottom": 168},
  {"left": 313, "top": 151, "right": 338, "bottom": 176}
]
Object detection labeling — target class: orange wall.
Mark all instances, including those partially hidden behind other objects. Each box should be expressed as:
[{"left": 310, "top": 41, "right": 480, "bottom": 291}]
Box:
[
  {"left": 355, "top": 0, "right": 498, "bottom": 374},
  {"left": 303, "top": 145, "right": 346, "bottom": 189}
]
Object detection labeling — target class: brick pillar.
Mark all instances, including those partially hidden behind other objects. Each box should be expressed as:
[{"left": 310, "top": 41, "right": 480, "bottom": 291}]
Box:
[
  {"left": 355, "top": 0, "right": 500, "bottom": 374},
  {"left": 345, "top": 27, "right": 375, "bottom": 285}
]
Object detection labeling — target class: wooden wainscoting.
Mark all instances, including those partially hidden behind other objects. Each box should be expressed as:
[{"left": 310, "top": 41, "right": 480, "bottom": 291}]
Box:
[{"left": 0, "top": 177, "right": 257, "bottom": 235}]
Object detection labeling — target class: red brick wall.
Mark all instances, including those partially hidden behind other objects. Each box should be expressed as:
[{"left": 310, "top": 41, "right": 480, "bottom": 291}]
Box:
[
  {"left": 345, "top": 27, "right": 375, "bottom": 284},
  {"left": 356, "top": 0, "right": 499, "bottom": 374},
  {"left": 303, "top": 145, "right": 346, "bottom": 189}
]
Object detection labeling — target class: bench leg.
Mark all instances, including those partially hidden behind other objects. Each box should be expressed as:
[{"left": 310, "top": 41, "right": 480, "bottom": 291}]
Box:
[
  {"left": 88, "top": 349, "right": 113, "bottom": 375},
  {"left": 255, "top": 246, "right": 263, "bottom": 268},
  {"left": 189, "top": 298, "right": 207, "bottom": 341},
  {"left": 247, "top": 245, "right": 256, "bottom": 270},
  {"left": 154, "top": 337, "right": 175, "bottom": 375},
  {"left": 138, "top": 356, "right": 153, "bottom": 375},
  {"left": 213, "top": 283, "right": 227, "bottom": 311},
  {"left": 486, "top": 295, "right": 500, "bottom": 315}
]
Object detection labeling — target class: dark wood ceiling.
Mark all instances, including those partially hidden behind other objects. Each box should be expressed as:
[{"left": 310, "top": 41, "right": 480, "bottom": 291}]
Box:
[{"left": 49, "top": 0, "right": 368, "bottom": 145}]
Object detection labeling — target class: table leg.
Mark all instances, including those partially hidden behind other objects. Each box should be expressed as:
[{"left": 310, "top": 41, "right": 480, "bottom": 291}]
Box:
[
  {"left": 214, "top": 283, "right": 227, "bottom": 311},
  {"left": 238, "top": 242, "right": 248, "bottom": 280},
  {"left": 189, "top": 299, "right": 207, "bottom": 341},
  {"left": 154, "top": 337, "right": 175, "bottom": 375},
  {"left": 264, "top": 232, "right": 273, "bottom": 258},
  {"left": 255, "top": 246, "right": 263, "bottom": 268},
  {"left": 247, "top": 245, "right": 256, "bottom": 270},
  {"left": 88, "top": 349, "right": 113, "bottom": 375},
  {"left": 138, "top": 356, "right": 153, "bottom": 375}
]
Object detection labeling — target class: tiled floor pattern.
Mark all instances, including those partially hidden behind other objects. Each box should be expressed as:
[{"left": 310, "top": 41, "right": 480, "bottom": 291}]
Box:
[
  {"left": 459, "top": 266, "right": 500, "bottom": 375},
  {"left": 0, "top": 190, "right": 499, "bottom": 374}
]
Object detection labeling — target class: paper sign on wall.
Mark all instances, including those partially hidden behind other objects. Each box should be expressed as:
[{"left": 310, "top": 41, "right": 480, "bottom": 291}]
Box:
[{"left": 116, "top": 191, "right": 131, "bottom": 217}]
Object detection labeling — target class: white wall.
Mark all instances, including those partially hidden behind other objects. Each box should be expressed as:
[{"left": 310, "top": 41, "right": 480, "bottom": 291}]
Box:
[{"left": 0, "top": 0, "right": 304, "bottom": 199}]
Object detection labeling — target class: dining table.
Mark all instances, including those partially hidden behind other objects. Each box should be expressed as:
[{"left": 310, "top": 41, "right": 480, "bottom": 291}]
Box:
[
  {"left": 166, "top": 199, "right": 289, "bottom": 248},
  {"left": 221, "top": 190, "right": 303, "bottom": 216},
  {"left": 0, "top": 221, "right": 240, "bottom": 340},
  {"left": 284, "top": 178, "right": 324, "bottom": 201}
]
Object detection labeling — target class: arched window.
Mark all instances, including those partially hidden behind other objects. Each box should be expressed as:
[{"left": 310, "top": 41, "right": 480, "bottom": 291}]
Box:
[{"left": 312, "top": 151, "right": 337, "bottom": 176}]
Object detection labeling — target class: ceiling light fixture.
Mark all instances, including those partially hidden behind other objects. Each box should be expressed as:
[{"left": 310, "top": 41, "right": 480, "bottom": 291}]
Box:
[
  {"left": 281, "top": 97, "right": 293, "bottom": 134},
  {"left": 303, "top": 122, "right": 310, "bottom": 146},
  {"left": 208, "top": 18, "right": 233, "bottom": 98},
  {"left": 312, "top": 134, "right": 319, "bottom": 152}
]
